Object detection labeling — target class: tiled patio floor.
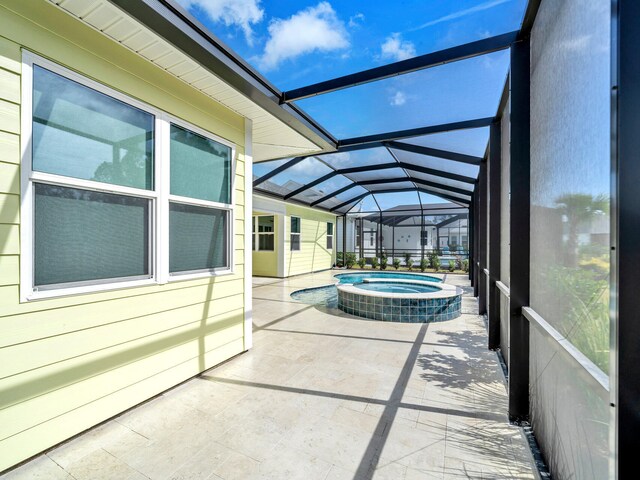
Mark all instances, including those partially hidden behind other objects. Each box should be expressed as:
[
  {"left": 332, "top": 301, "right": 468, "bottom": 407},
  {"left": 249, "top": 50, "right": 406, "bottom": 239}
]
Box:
[{"left": 4, "top": 271, "right": 535, "bottom": 480}]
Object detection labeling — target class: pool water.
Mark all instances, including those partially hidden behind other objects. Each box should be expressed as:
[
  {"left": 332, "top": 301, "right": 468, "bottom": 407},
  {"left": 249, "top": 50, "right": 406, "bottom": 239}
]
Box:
[
  {"left": 290, "top": 285, "right": 338, "bottom": 308},
  {"left": 335, "top": 272, "right": 441, "bottom": 284},
  {"left": 355, "top": 282, "right": 441, "bottom": 294}
]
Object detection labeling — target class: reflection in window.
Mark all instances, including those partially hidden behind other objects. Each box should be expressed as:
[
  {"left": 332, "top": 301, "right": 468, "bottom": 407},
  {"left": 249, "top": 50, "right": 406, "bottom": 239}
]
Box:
[
  {"left": 170, "top": 124, "right": 231, "bottom": 203},
  {"left": 32, "top": 66, "right": 154, "bottom": 190},
  {"left": 291, "top": 216, "right": 301, "bottom": 251},
  {"left": 254, "top": 216, "right": 275, "bottom": 251},
  {"left": 169, "top": 203, "right": 228, "bottom": 273},
  {"left": 34, "top": 184, "right": 150, "bottom": 287},
  {"left": 326, "top": 222, "right": 334, "bottom": 250}
]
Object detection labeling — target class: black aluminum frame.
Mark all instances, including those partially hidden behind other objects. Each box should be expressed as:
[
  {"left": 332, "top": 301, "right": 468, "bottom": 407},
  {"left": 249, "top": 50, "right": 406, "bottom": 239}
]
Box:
[
  {"left": 507, "top": 36, "right": 531, "bottom": 423},
  {"left": 487, "top": 120, "right": 502, "bottom": 350},
  {"left": 282, "top": 32, "right": 519, "bottom": 102},
  {"left": 478, "top": 160, "right": 488, "bottom": 316},
  {"left": 612, "top": 0, "right": 639, "bottom": 476}
]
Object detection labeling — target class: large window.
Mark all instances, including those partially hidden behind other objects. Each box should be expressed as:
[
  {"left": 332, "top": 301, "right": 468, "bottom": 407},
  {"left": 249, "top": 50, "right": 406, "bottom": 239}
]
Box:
[
  {"left": 290, "top": 216, "right": 301, "bottom": 251},
  {"left": 326, "top": 222, "right": 334, "bottom": 250},
  {"left": 22, "top": 55, "right": 235, "bottom": 299},
  {"left": 169, "top": 124, "right": 231, "bottom": 275},
  {"left": 253, "top": 216, "right": 275, "bottom": 251}
]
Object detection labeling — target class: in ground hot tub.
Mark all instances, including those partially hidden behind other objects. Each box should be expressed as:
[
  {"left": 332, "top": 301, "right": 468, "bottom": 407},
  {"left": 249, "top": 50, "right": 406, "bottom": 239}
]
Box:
[{"left": 337, "top": 279, "right": 462, "bottom": 323}]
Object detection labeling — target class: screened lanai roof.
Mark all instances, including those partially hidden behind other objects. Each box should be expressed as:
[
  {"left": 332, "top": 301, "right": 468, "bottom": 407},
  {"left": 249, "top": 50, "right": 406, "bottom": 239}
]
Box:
[
  {"left": 250, "top": 25, "right": 525, "bottom": 213},
  {"left": 253, "top": 120, "right": 489, "bottom": 213},
  {"left": 224, "top": 1, "right": 528, "bottom": 212}
]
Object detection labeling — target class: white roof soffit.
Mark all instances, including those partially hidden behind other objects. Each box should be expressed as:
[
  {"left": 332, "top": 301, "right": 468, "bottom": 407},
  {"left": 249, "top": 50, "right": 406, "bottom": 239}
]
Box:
[{"left": 48, "top": 0, "right": 336, "bottom": 162}]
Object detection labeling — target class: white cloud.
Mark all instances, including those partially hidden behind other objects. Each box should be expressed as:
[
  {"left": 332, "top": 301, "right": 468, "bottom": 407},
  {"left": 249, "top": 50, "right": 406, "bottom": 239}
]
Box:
[
  {"left": 348, "top": 13, "right": 365, "bottom": 28},
  {"left": 325, "top": 152, "right": 351, "bottom": 169},
  {"left": 178, "top": 0, "right": 264, "bottom": 45},
  {"left": 380, "top": 33, "right": 416, "bottom": 62},
  {"left": 258, "top": 2, "right": 349, "bottom": 71},
  {"left": 410, "top": 0, "right": 509, "bottom": 31},
  {"left": 390, "top": 91, "right": 407, "bottom": 106}
]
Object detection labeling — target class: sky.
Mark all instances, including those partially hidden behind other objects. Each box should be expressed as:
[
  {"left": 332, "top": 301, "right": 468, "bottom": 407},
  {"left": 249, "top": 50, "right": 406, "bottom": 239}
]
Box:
[{"left": 177, "top": 0, "right": 528, "bottom": 209}]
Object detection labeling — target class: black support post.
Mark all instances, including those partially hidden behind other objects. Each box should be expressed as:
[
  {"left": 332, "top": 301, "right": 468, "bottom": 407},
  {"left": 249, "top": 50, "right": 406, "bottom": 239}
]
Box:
[
  {"left": 392, "top": 222, "right": 395, "bottom": 263},
  {"left": 478, "top": 161, "right": 488, "bottom": 316},
  {"left": 488, "top": 121, "right": 502, "bottom": 350},
  {"left": 379, "top": 211, "right": 383, "bottom": 268},
  {"left": 508, "top": 37, "right": 530, "bottom": 423},
  {"left": 469, "top": 198, "right": 475, "bottom": 284},
  {"left": 342, "top": 215, "right": 347, "bottom": 266},
  {"left": 421, "top": 209, "right": 425, "bottom": 265},
  {"left": 473, "top": 187, "right": 480, "bottom": 296},
  {"left": 613, "top": 0, "right": 640, "bottom": 476}
]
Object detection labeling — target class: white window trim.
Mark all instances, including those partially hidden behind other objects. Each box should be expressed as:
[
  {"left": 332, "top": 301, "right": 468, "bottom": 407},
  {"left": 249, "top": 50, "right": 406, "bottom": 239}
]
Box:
[
  {"left": 253, "top": 215, "right": 275, "bottom": 251},
  {"left": 326, "top": 222, "right": 334, "bottom": 250},
  {"left": 165, "top": 116, "right": 236, "bottom": 281},
  {"left": 20, "top": 52, "right": 236, "bottom": 302},
  {"left": 290, "top": 215, "right": 301, "bottom": 252}
]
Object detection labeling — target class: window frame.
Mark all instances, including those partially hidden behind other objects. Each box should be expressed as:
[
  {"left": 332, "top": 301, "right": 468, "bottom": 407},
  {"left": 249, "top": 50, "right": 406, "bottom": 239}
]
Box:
[
  {"left": 253, "top": 215, "right": 275, "bottom": 252},
  {"left": 20, "top": 52, "right": 236, "bottom": 301},
  {"left": 326, "top": 222, "right": 334, "bottom": 250},
  {"left": 165, "top": 118, "right": 235, "bottom": 280},
  {"left": 290, "top": 216, "right": 301, "bottom": 252}
]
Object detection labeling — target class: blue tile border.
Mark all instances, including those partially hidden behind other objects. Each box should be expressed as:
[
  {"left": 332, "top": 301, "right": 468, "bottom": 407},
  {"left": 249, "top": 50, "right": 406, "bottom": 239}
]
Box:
[{"left": 337, "top": 289, "right": 462, "bottom": 323}]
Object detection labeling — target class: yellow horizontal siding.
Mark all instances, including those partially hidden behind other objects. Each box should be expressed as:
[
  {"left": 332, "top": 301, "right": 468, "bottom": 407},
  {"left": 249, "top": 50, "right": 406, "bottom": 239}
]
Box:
[
  {"left": 0, "top": 99, "right": 19, "bottom": 134},
  {"left": 0, "top": 68, "right": 19, "bottom": 104},
  {"left": 0, "top": 162, "right": 19, "bottom": 194},
  {"left": 0, "top": 309, "right": 243, "bottom": 435},
  {"left": 0, "top": 131, "right": 19, "bottom": 164},
  {"left": 0, "top": 193, "right": 19, "bottom": 224},
  {"left": 0, "top": 36, "right": 20, "bottom": 73},
  {"left": 0, "top": 295, "right": 244, "bottom": 378},
  {"left": 1, "top": 277, "right": 244, "bottom": 347},
  {"left": 0, "top": 255, "right": 18, "bottom": 286},
  {"left": 0, "top": 0, "right": 250, "bottom": 471},
  {"left": 285, "top": 205, "right": 336, "bottom": 276},
  {"left": 0, "top": 224, "right": 19, "bottom": 255}
]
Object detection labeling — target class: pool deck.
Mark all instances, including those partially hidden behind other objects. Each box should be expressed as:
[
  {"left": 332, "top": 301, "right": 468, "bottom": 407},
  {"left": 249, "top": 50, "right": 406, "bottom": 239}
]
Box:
[{"left": 4, "top": 270, "right": 536, "bottom": 480}]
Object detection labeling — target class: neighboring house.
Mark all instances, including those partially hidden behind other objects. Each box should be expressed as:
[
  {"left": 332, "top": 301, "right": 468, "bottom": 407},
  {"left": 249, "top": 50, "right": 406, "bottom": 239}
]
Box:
[
  {"left": 252, "top": 193, "right": 336, "bottom": 277},
  {"left": 335, "top": 203, "right": 469, "bottom": 260},
  {"left": 0, "top": 0, "right": 331, "bottom": 471}
]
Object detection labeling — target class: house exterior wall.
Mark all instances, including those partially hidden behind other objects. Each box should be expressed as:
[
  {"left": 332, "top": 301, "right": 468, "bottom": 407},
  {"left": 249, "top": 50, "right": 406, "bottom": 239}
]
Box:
[
  {"left": 0, "top": 1, "right": 248, "bottom": 471},
  {"left": 284, "top": 204, "right": 336, "bottom": 277},
  {"left": 251, "top": 195, "right": 334, "bottom": 278}
]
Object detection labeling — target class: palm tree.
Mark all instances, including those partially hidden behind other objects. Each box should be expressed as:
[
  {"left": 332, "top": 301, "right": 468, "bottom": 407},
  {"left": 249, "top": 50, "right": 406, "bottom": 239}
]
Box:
[{"left": 554, "top": 193, "right": 608, "bottom": 267}]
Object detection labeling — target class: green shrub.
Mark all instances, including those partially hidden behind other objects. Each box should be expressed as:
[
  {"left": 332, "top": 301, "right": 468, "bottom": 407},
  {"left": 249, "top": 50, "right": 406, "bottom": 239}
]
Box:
[
  {"left": 432, "top": 255, "right": 441, "bottom": 272},
  {"left": 462, "top": 259, "right": 469, "bottom": 273},
  {"left": 345, "top": 252, "right": 357, "bottom": 268},
  {"left": 403, "top": 252, "right": 412, "bottom": 269},
  {"left": 357, "top": 257, "right": 366, "bottom": 269},
  {"left": 371, "top": 257, "right": 379, "bottom": 269},
  {"left": 380, "top": 256, "right": 388, "bottom": 270},
  {"left": 448, "top": 260, "right": 455, "bottom": 272},
  {"left": 336, "top": 252, "right": 343, "bottom": 267},
  {"left": 419, "top": 258, "right": 428, "bottom": 272},
  {"left": 428, "top": 251, "right": 439, "bottom": 269},
  {"left": 393, "top": 258, "right": 401, "bottom": 270}
]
